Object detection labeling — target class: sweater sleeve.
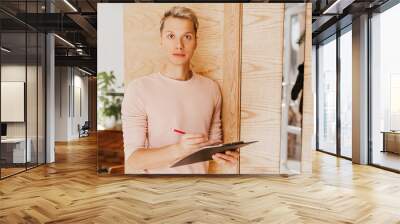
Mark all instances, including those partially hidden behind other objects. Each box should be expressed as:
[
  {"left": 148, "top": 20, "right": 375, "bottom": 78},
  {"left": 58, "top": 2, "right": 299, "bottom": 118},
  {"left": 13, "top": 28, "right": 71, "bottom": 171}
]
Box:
[
  {"left": 208, "top": 82, "right": 222, "bottom": 142},
  {"left": 121, "top": 81, "right": 148, "bottom": 160}
]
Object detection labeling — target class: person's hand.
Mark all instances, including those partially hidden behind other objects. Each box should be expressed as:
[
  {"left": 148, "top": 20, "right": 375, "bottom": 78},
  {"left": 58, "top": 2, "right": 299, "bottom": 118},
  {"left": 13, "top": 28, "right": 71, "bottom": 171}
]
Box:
[
  {"left": 177, "top": 134, "right": 221, "bottom": 156},
  {"left": 212, "top": 150, "right": 239, "bottom": 166}
]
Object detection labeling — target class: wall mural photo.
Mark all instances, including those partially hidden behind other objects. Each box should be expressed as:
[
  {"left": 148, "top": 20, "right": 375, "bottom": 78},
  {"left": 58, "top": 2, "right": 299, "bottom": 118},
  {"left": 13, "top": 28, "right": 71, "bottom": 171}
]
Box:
[{"left": 97, "top": 3, "right": 312, "bottom": 175}]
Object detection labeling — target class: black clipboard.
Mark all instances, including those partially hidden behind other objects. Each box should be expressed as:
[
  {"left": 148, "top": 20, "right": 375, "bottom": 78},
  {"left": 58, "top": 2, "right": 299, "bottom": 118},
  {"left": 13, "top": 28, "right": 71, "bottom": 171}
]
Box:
[{"left": 171, "top": 141, "right": 258, "bottom": 168}]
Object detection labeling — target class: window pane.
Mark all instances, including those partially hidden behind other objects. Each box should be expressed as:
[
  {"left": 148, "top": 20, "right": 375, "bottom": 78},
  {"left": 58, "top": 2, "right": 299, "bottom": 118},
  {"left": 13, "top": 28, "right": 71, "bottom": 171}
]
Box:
[
  {"left": 38, "top": 32, "right": 46, "bottom": 165},
  {"left": 1, "top": 31, "right": 27, "bottom": 178},
  {"left": 371, "top": 3, "right": 400, "bottom": 171},
  {"left": 340, "top": 29, "right": 352, "bottom": 158},
  {"left": 318, "top": 36, "right": 337, "bottom": 154},
  {"left": 27, "top": 31, "right": 38, "bottom": 169}
]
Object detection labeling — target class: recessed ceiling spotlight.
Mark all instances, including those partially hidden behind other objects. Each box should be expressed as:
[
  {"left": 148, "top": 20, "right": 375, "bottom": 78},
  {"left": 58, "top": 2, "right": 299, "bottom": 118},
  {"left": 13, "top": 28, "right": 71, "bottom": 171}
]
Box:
[
  {"left": 78, "top": 67, "right": 92, "bottom": 76},
  {"left": 1, "top": 47, "right": 11, "bottom": 53},
  {"left": 63, "top": 0, "right": 78, "bottom": 12},
  {"left": 54, "top": 34, "right": 75, "bottom": 48}
]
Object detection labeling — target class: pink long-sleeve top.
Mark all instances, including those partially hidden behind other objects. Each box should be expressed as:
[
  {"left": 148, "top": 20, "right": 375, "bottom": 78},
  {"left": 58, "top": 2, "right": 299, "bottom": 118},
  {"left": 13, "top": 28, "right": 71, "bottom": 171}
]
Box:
[{"left": 121, "top": 72, "right": 222, "bottom": 174}]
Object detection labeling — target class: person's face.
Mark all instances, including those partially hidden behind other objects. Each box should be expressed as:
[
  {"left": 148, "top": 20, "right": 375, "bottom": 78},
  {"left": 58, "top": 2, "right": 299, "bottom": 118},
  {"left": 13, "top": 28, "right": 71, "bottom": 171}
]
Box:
[{"left": 160, "top": 17, "right": 197, "bottom": 66}]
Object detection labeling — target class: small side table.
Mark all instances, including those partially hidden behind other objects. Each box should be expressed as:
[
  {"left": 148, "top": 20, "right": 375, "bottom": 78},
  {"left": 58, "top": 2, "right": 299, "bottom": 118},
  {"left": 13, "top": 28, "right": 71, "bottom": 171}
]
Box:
[{"left": 381, "top": 131, "right": 400, "bottom": 154}]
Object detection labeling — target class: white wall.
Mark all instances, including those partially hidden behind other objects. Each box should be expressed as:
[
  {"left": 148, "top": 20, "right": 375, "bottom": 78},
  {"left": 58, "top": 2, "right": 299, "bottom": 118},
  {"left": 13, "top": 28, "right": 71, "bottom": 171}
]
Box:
[
  {"left": 71, "top": 73, "right": 89, "bottom": 138},
  {"left": 55, "top": 67, "right": 69, "bottom": 141},
  {"left": 97, "top": 3, "right": 124, "bottom": 89},
  {"left": 55, "top": 67, "right": 89, "bottom": 141}
]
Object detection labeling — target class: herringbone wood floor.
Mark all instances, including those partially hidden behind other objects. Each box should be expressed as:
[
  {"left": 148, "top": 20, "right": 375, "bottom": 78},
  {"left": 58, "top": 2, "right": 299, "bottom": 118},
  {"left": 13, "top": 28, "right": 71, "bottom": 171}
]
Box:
[{"left": 1, "top": 134, "right": 400, "bottom": 224}]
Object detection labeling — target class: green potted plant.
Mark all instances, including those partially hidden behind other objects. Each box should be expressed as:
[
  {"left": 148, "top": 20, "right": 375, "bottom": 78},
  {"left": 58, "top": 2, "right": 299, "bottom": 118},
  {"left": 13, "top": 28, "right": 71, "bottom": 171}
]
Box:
[{"left": 97, "top": 71, "right": 124, "bottom": 130}]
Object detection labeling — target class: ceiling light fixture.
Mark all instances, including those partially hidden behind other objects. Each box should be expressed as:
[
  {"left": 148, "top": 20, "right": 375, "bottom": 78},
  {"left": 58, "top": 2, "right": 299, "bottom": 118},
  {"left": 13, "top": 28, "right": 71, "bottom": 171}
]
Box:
[
  {"left": 322, "top": 0, "right": 355, "bottom": 15},
  {"left": 63, "top": 0, "right": 78, "bottom": 12},
  {"left": 1, "top": 47, "right": 11, "bottom": 53},
  {"left": 78, "top": 67, "right": 93, "bottom": 76},
  {"left": 322, "top": 0, "right": 341, "bottom": 14},
  {"left": 54, "top": 34, "right": 75, "bottom": 48}
]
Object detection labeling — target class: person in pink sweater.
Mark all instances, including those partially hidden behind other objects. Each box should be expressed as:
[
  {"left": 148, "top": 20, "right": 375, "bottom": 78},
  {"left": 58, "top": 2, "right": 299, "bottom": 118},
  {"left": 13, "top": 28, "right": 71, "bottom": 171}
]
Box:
[{"left": 121, "top": 6, "right": 239, "bottom": 174}]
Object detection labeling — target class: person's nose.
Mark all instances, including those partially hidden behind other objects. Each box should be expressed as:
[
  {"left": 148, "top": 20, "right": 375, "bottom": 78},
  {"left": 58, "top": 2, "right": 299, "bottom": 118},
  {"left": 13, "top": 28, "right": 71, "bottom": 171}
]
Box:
[{"left": 176, "top": 38, "right": 183, "bottom": 50}]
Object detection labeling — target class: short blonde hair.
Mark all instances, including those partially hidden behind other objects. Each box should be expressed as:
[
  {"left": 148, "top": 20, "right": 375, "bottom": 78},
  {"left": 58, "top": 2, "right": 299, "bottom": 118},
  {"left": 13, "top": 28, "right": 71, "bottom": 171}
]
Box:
[{"left": 160, "top": 6, "right": 199, "bottom": 35}]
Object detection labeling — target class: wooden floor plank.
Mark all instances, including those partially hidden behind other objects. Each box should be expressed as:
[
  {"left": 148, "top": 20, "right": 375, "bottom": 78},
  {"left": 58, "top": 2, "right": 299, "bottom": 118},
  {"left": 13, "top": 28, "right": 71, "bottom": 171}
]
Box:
[{"left": 0, "top": 134, "right": 400, "bottom": 223}]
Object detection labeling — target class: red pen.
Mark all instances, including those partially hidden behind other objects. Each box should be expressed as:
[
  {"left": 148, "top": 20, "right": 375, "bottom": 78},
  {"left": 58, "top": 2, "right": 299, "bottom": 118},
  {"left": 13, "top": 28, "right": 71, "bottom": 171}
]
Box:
[{"left": 173, "top": 129, "right": 186, "bottom": 135}]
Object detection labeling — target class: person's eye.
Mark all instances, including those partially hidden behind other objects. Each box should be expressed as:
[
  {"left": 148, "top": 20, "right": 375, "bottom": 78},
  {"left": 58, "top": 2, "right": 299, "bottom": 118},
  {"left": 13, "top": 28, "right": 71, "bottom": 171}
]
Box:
[
  {"left": 184, "top": 35, "right": 192, "bottom": 40},
  {"left": 167, "top": 34, "right": 174, "bottom": 39}
]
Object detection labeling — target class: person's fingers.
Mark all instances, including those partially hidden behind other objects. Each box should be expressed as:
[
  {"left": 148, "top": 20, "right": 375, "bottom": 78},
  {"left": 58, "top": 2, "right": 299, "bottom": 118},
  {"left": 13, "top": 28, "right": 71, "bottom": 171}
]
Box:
[
  {"left": 225, "top": 150, "right": 240, "bottom": 159},
  {"left": 212, "top": 155, "right": 226, "bottom": 164},
  {"left": 196, "top": 139, "right": 221, "bottom": 148},
  {"left": 214, "top": 153, "right": 237, "bottom": 163},
  {"left": 213, "top": 154, "right": 236, "bottom": 167}
]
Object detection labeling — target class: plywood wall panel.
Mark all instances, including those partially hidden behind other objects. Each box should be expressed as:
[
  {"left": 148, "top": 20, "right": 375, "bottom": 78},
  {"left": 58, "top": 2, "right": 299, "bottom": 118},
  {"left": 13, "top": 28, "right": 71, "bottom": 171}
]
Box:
[
  {"left": 209, "top": 4, "right": 242, "bottom": 174},
  {"left": 240, "top": 4, "right": 284, "bottom": 174},
  {"left": 301, "top": 3, "right": 314, "bottom": 174}
]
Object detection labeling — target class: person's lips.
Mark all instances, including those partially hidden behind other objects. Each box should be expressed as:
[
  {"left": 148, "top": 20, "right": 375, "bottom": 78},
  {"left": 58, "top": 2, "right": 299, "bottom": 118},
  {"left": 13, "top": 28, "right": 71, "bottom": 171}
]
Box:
[{"left": 172, "top": 53, "right": 186, "bottom": 57}]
